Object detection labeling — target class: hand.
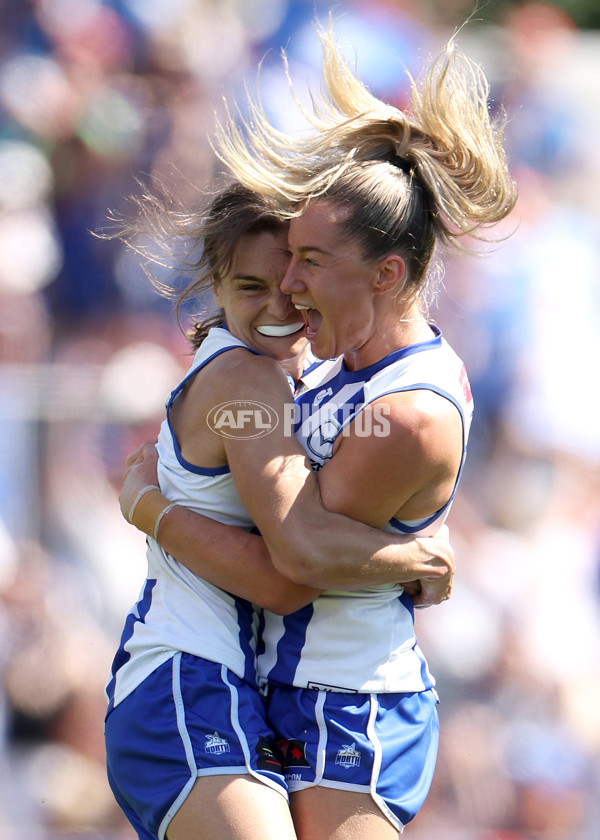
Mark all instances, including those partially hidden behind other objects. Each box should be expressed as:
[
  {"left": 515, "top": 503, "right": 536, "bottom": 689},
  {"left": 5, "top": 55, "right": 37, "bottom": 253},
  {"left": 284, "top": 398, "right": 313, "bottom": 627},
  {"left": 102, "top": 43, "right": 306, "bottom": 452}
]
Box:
[
  {"left": 410, "top": 572, "right": 453, "bottom": 609},
  {"left": 119, "top": 438, "right": 160, "bottom": 522},
  {"left": 407, "top": 524, "right": 455, "bottom": 609}
]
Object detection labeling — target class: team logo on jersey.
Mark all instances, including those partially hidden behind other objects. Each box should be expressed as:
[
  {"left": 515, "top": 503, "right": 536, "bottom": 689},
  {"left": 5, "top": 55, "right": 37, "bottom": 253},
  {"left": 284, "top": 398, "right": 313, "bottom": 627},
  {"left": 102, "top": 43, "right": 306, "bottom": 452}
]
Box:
[
  {"left": 207, "top": 400, "right": 279, "bottom": 439},
  {"left": 306, "top": 416, "right": 341, "bottom": 464},
  {"left": 205, "top": 731, "right": 230, "bottom": 754},
  {"left": 278, "top": 738, "right": 311, "bottom": 768},
  {"left": 335, "top": 743, "right": 361, "bottom": 769},
  {"left": 255, "top": 736, "right": 284, "bottom": 774},
  {"left": 313, "top": 387, "right": 334, "bottom": 406}
]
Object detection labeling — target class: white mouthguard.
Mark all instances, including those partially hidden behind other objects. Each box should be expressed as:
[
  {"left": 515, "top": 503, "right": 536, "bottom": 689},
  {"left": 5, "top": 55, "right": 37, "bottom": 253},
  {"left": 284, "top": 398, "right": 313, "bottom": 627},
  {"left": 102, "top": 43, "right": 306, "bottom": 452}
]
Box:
[{"left": 256, "top": 323, "right": 304, "bottom": 337}]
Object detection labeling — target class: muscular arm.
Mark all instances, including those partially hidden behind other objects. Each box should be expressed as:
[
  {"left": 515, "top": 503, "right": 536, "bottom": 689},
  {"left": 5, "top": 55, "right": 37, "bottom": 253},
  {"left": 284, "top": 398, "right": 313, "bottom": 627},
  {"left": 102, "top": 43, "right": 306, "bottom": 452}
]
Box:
[
  {"left": 122, "top": 353, "right": 455, "bottom": 608},
  {"left": 224, "top": 377, "right": 461, "bottom": 592},
  {"left": 316, "top": 390, "right": 463, "bottom": 528},
  {"left": 124, "top": 446, "right": 452, "bottom": 611},
  {"left": 123, "top": 443, "right": 321, "bottom": 615}
]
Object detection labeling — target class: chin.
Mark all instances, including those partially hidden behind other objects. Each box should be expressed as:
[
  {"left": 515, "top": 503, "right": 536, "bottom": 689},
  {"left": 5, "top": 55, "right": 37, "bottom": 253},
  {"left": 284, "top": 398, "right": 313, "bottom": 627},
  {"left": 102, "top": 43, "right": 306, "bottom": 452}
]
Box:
[
  {"left": 307, "top": 337, "right": 331, "bottom": 361},
  {"left": 281, "top": 336, "right": 308, "bottom": 359}
]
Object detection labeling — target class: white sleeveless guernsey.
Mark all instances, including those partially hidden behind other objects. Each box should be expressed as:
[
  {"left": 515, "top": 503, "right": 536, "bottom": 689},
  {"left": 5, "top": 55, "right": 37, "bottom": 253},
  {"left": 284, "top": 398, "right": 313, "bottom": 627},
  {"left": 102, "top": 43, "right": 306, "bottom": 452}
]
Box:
[
  {"left": 106, "top": 328, "right": 267, "bottom": 712},
  {"left": 258, "top": 325, "right": 474, "bottom": 694}
]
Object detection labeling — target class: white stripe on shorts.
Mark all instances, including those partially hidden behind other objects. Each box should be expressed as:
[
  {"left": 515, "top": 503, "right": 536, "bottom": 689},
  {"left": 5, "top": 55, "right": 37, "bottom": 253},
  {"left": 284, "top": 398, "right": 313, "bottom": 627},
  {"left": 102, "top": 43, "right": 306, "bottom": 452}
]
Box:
[{"left": 158, "top": 654, "right": 199, "bottom": 840}]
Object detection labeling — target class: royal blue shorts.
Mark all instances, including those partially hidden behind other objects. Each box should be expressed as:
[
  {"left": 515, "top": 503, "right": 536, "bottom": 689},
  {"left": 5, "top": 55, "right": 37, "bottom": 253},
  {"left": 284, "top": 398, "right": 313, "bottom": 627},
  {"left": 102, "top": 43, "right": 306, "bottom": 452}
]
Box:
[
  {"left": 266, "top": 686, "right": 439, "bottom": 832},
  {"left": 105, "top": 653, "right": 287, "bottom": 840}
]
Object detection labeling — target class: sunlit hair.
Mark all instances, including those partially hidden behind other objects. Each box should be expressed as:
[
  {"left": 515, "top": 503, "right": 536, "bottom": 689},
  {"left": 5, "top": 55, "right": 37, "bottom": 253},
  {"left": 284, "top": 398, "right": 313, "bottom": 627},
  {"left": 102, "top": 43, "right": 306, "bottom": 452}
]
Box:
[
  {"left": 107, "top": 181, "right": 288, "bottom": 348},
  {"left": 213, "top": 19, "right": 517, "bottom": 300}
]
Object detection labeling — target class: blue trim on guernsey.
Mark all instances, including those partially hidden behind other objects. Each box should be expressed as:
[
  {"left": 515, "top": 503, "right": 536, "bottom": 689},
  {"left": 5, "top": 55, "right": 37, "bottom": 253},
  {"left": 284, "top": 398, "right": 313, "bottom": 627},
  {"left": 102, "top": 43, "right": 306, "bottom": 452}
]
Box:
[
  {"left": 302, "top": 357, "right": 330, "bottom": 377},
  {"left": 399, "top": 589, "right": 414, "bottom": 618},
  {"left": 293, "top": 330, "right": 441, "bottom": 425},
  {"left": 385, "top": 383, "right": 468, "bottom": 533},
  {"left": 274, "top": 603, "right": 315, "bottom": 686},
  {"left": 338, "top": 326, "right": 442, "bottom": 382},
  {"left": 234, "top": 595, "right": 261, "bottom": 685},
  {"left": 166, "top": 344, "right": 262, "bottom": 477},
  {"left": 105, "top": 579, "right": 157, "bottom": 714}
]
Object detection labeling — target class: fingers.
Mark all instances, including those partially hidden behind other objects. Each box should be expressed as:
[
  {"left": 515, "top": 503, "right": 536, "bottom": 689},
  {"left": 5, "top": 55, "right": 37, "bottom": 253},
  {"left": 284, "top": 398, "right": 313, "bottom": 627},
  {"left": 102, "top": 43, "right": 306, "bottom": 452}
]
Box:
[
  {"left": 125, "top": 438, "right": 158, "bottom": 468},
  {"left": 125, "top": 443, "right": 147, "bottom": 468},
  {"left": 402, "top": 580, "right": 422, "bottom": 598},
  {"left": 412, "top": 573, "right": 453, "bottom": 609},
  {"left": 415, "top": 538, "right": 455, "bottom": 579}
]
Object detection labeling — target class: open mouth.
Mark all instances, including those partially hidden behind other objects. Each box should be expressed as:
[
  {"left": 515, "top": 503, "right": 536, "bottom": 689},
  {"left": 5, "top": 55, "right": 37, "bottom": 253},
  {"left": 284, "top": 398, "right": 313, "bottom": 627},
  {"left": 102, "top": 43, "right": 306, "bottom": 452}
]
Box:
[
  {"left": 294, "top": 304, "right": 321, "bottom": 338},
  {"left": 255, "top": 322, "right": 305, "bottom": 337}
]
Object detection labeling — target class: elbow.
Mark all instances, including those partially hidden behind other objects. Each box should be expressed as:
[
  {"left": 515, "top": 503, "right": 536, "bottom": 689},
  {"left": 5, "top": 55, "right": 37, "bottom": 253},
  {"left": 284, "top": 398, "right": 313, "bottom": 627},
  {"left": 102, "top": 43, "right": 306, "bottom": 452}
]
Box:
[
  {"left": 257, "top": 595, "right": 288, "bottom": 615},
  {"left": 257, "top": 582, "right": 318, "bottom": 615},
  {"left": 265, "top": 520, "right": 335, "bottom": 587},
  {"left": 272, "top": 543, "right": 325, "bottom": 588},
  {"left": 263, "top": 596, "right": 306, "bottom": 616}
]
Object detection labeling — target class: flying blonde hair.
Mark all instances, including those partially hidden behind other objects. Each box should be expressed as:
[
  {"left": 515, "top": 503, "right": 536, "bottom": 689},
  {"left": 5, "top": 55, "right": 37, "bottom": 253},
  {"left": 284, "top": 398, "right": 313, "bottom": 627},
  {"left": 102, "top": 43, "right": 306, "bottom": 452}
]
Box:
[{"left": 212, "top": 19, "right": 517, "bottom": 293}]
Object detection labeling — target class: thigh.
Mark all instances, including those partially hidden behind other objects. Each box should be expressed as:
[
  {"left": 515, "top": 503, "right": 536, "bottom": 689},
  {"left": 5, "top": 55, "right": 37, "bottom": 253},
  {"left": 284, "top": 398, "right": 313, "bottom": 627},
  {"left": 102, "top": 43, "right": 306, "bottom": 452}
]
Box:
[
  {"left": 268, "top": 686, "right": 439, "bottom": 834},
  {"left": 105, "top": 653, "right": 287, "bottom": 838},
  {"left": 167, "top": 775, "right": 297, "bottom": 840},
  {"left": 290, "top": 787, "right": 397, "bottom": 840}
]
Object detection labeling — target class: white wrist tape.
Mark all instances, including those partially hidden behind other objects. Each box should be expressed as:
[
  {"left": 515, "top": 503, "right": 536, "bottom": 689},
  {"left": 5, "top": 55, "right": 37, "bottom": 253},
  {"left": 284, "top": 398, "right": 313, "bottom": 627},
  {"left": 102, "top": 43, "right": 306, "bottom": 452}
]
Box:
[
  {"left": 127, "top": 484, "right": 160, "bottom": 524},
  {"left": 153, "top": 503, "right": 178, "bottom": 542}
]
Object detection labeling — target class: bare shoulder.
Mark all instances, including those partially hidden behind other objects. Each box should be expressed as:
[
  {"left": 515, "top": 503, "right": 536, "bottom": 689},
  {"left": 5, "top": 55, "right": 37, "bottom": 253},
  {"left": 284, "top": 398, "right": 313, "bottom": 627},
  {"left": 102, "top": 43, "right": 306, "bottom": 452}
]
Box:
[
  {"left": 171, "top": 347, "right": 291, "bottom": 467},
  {"left": 332, "top": 389, "right": 463, "bottom": 465},
  {"left": 182, "top": 348, "right": 291, "bottom": 415},
  {"left": 206, "top": 347, "right": 287, "bottom": 393},
  {"left": 381, "top": 388, "right": 463, "bottom": 435},
  {"left": 364, "top": 389, "right": 464, "bottom": 483},
  {"left": 319, "top": 388, "right": 464, "bottom": 527}
]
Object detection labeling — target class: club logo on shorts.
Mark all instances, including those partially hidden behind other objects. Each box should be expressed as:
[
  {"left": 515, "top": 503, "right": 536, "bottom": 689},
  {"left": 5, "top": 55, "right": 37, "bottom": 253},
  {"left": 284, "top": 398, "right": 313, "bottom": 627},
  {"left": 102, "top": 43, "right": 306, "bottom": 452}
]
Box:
[
  {"left": 335, "top": 743, "right": 361, "bottom": 769},
  {"left": 278, "top": 738, "right": 310, "bottom": 768},
  {"left": 205, "top": 731, "right": 230, "bottom": 754}
]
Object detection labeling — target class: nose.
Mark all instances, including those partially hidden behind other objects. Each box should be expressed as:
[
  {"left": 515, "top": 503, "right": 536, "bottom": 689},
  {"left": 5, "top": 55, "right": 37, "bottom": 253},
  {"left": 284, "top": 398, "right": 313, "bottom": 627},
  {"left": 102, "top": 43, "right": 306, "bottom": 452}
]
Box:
[
  {"left": 268, "top": 287, "right": 295, "bottom": 320},
  {"left": 280, "top": 259, "right": 305, "bottom": 296}
]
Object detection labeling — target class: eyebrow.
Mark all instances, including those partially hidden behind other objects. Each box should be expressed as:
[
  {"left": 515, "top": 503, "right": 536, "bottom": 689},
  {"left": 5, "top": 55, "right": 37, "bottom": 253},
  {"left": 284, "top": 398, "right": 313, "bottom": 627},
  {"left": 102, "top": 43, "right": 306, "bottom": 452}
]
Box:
[{"left": 296, "top": 245, "right": 331, "bottom": 256}]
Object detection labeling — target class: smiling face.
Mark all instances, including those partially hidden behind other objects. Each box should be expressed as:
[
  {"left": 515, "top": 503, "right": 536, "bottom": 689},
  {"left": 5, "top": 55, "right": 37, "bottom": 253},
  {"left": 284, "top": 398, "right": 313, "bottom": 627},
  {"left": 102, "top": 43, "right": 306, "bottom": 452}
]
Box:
[
  {"left": 281, "top": 201, "right": 399, "bottom": 368},
  {"left": 213, "top": 228, "right": 308, "bottom": 379}
]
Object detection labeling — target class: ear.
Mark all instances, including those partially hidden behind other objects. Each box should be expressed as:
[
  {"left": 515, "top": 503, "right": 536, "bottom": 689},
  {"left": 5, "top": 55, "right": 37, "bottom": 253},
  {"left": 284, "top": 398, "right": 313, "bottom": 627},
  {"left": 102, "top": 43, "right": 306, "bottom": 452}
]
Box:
[
  {"left": 213, "top": 284, "right": 223, "bottom": 307},
  {"left": 372, "top": 255, "right": 406, "bottom": 295}
]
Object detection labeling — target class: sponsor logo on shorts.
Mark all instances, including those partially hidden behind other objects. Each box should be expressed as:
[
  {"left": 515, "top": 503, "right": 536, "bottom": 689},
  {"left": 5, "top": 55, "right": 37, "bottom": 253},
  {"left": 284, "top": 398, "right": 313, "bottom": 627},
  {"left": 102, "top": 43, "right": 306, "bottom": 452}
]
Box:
[
  {"left": 255, "top": 736, "right": 284, "bottom": 774},
  {"left": 205, "top": 731, "right": 230, "bottom": 754},
  {"left": 278, "top": 738, "right": 311, "bottom": 768},
  {"left": 335, "top": 743, "right": 361, "bottom": 769}
]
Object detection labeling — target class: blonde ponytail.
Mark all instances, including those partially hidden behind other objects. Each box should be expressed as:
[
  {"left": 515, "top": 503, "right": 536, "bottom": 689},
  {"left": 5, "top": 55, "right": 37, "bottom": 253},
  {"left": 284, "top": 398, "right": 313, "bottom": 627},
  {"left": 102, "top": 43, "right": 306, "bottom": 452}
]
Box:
[{"left": 213, "top": 19, "right": 517, "bottom": 285}]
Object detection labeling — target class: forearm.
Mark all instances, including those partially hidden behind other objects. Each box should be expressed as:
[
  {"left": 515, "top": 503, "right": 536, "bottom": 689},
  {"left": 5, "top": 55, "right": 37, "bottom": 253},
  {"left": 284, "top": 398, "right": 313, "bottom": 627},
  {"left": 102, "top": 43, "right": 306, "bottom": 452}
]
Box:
[
  {"left": 131, "top": 489, "right": 320, "bottom": 614},
  {"left": 131, "top": 486, "right": 450, "bottom": 597},
  {"left": 263, "top": 509, "right": 449, "bottom": 590},
  {"left": 121, "top": 440, "right": 452, "bottom": 601},
  {"left": 234, "top": 454, "right": 453, "bottom": 591}
]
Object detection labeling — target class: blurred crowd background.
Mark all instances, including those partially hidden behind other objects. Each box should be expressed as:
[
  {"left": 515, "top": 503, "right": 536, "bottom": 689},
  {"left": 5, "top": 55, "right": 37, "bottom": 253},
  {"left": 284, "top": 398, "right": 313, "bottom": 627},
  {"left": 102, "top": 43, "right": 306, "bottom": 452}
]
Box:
[{"left": 1, "top": 0, "right": 599, "bottom": 838}]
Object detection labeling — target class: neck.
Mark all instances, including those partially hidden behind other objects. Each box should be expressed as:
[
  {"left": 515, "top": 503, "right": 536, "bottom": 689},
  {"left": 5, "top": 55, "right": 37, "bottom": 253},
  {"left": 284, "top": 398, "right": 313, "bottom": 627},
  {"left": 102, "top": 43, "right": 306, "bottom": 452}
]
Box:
[
  {"left": 280, "top": 348, "right": 309, "bottom": 383},
  {"left": 343, "top": 310, "right": 432, "bottom": 371}
]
